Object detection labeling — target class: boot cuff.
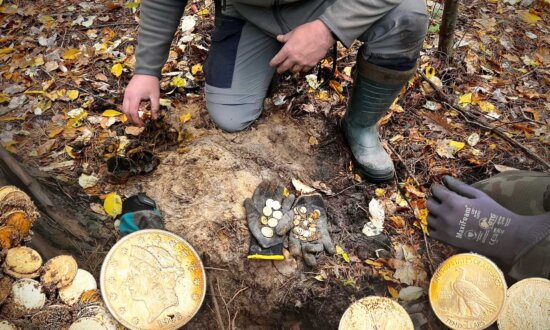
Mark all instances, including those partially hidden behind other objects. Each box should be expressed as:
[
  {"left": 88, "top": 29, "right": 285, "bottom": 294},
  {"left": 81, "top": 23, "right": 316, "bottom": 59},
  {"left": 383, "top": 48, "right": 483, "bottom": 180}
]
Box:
[{"left": 357, "top": 58, "right": 417, "bottom": 86}]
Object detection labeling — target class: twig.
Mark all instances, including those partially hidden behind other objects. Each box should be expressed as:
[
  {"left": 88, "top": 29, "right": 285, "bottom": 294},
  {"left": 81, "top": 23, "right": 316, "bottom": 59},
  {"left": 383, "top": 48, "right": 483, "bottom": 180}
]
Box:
[
  {"left": 226, "top": 286, "right": 249, "bottom": 306},
  {"left": 77, "top": 22, "right": 139, "bottom": 30},
  {"left": 385, "top": 142, "right": 420, "bottom": 186},
  {"left": 417, "top": 69, "right": 550, "bottom": 170},
  {"left": 208, "top": 276, "right": 226, "bottom": 330},
  {"left": 216, "top": 279, "right": 231, "bottom": 330},
  {"left": 329, "top": 183, "right": 365, "bottom": 197},
  {"left": 204, "top": 266, "right": 229, "bottom": 272}
]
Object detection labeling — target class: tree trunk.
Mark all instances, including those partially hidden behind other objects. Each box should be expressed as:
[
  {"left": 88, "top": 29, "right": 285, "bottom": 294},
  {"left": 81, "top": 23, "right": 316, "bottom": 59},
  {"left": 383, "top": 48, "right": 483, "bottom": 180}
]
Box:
[
  {"left": 0, "top": 146, "right": 112, "bottom": 274},
  {"left": 438, "top": 0, "right": 461, "bottom": 58}
]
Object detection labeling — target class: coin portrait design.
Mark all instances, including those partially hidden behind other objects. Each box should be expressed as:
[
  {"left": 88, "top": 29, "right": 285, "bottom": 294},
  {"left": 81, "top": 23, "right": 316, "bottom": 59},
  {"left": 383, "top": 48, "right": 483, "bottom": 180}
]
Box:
[
  {"left": 127, "top": 245, "right": 185, "bottom": 322},
  {"left": 101, "top": 230, "right": 206, "bottom": 330}
]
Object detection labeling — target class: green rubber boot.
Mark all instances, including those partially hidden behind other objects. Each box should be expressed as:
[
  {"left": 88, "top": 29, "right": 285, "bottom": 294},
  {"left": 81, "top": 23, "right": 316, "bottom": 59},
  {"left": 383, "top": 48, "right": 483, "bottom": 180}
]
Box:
[{"left": 342, "top": 58, "right": 416, "bottom": 182}]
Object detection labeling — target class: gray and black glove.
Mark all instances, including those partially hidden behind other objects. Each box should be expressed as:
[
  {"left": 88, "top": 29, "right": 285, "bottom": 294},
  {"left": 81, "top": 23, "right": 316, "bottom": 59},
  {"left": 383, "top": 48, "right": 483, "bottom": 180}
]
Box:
[
  {"left": 427, "top": 176, "right": 550, "bottom": 267},
  {"left": 277, "top": 194, "right": 335, "bottom": 266},
  {"left": 245, "top": 182, "right": 295, "bottom": 260}
]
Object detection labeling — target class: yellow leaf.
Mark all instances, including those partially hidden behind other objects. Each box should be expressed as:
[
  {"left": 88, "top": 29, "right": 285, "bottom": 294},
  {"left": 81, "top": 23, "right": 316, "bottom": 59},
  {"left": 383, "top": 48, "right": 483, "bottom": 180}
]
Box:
[
  {"left": 329, "top": 80, "right": 343, "bottom": 94},
  {"left": 34, "top": 56, "right": 44, "bottom": 66},
  {"left": 111, "top": 63, "right": 123, "bottom": 77},
  {"left": 0, "top": 94, "right": 10, "bottom": 103},
  {"left": 458, "top": 92, "right": 473, "bottom": 105},
  {"left": 101, "top": 109, "right": 122, "bottom": 117},
  {"left": 283, "top": 187, "right": 289, "bottom": 197},
  {"left": 335, "top": 245, "right": 350, "bottom": 263},
  {"left": 317, "top": 90, "right": 329, "bottom": 101},
  {"left": 425, "top": 66, "right": 436, "bottom": 79},
  {"left": 48, "top": 127, "right": 64, "bottom": 138},
  {"left": 24, "top": 90, "right": 45, "bottom": 95},
  {"left": 104, "top": 192, "right": 122, "bottom": 218},
  {"left": 197, "top": 8, "right": 209, "bottom": 15},
  {"left": 366, "top": 259, "right": 383, "bottom": 268},
  {"left": 63, "top": 48, "right": 81, "bottom": 60},
  {"left": 159, "top": 98, "right": 171, "bottom": 107},
  {"left": 0, "top": 47, "right": 14, "bottom": 54},
  {"left": 179, "top": 113, "right": 191, "bottom": 124},
  {"left": 191, "top": 63, "right": 203, "bottom": 75},
  {"left": 67, "top": 89, "right": 79, "bottom": 101},
  {"left": 476, "top": 101, "right": 495, "bottom": 112},
  {"left": 1, "top": 141, "right": 17, "bottom": 153},
  {"left": 448, "top": 140, "right": 465, "bottom": 151},
  {"left": 171, "top": 76, "right": 186, "bottom": 88},
  {"left": 388, "top": 287, "right": 399, "bottom": 300},
  {"left": 520, "top": 11, "right": 542, "bottom": 24},
  {"left": 375, "top": 188, "right": 386, "bottom": 197},
  {"left": 65, "top": 145, "right": 76, "bottom": 159}
]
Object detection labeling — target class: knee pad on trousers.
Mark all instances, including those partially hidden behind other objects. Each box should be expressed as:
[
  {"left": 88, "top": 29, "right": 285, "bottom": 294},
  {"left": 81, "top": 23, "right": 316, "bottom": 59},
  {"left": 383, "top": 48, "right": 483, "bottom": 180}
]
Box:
[
  {"left": 360, "top": 2, "right": 429, "bottom": 68},
  {"left": 207, "top": 101, "right": 262, "bottom": 133}
]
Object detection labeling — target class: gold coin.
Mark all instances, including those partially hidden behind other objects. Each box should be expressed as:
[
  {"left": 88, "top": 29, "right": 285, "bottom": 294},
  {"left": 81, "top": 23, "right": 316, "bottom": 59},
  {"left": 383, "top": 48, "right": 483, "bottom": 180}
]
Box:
[
  {"left": 101, "top": 230, "right": 206, "bottom": 330},
  {"left": 339, "top": 296, "right": 413, "bottom": 330},
  {"left": 261, "top": 226, "right": 274, "bottom": 238},
  {"left": 429, "top": 253, "right": 506, "bottom": 330},
  {"left": 41, "top": 255, "right": 78, "bottom": 289},
  {"left": 497, "top": 277, "right": 550, "bottom": 330},
  {"left": 260, "top": 216, "right": 268, "bottom": 225},
  {"left": 3, "top": 246, "right": 42, "bottom": 277}
]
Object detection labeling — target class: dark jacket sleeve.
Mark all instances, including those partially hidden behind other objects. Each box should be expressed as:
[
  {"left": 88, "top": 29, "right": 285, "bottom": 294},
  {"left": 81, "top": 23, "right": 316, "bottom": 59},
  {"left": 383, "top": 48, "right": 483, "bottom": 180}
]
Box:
[
  {"left": 318, "top": 0, "right": 402, "bottom": 48},
  {"left": 135, "top": 0, "right": 188, "bottom": 77}
]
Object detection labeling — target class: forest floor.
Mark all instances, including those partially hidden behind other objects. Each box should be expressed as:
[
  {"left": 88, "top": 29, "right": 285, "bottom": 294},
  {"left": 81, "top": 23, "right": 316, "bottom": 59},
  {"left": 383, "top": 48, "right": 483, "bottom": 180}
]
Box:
[{"left": 0, "top": 0, "right": 549, "bottom": 328}]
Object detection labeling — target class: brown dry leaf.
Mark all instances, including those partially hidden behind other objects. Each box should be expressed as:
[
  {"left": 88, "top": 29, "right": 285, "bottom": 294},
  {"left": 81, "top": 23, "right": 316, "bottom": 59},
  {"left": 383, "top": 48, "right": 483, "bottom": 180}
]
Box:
[{"left": 308, "top": 136, "right": 319, "bottom": 146}]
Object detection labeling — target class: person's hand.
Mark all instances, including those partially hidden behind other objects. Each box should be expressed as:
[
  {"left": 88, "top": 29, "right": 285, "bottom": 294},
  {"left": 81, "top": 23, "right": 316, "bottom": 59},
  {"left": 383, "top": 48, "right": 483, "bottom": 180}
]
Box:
[
  {"left": 122, "top": 74, "right": 160, "bottom": 126},
  {"left": 427, "top": 176, "right": 550, "bottom": 266},
  {"left": 270, "top": 19, "right": 335, "bottom": 74}
]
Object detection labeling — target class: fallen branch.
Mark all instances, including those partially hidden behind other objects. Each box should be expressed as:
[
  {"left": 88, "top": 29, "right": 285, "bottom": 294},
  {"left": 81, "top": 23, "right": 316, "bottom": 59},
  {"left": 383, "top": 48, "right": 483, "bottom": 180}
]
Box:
[
  {"left": 208, "top": 276, "right": 226, "bottom": 330},
  {"left": 417, "top": 69, "right": 550, "bottom": 170}
]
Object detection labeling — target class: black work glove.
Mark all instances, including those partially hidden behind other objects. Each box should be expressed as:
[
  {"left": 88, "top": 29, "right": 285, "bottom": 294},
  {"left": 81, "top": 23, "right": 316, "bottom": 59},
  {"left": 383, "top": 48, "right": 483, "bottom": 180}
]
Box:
[
  {"left": 276, "top": 194, "right": 335, "bottom": 266},
  {"left": 427, "top": 176, "right": 550, "bottom": 267},
  {"left": 245, "top": 182, "right": 295, "bottom": 259}
]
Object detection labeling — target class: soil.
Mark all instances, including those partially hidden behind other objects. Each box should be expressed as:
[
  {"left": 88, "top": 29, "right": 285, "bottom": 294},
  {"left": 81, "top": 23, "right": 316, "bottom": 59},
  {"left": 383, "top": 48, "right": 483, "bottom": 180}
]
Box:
[{"left": 113, "top": 100, "right": 440, "bottom": 329}]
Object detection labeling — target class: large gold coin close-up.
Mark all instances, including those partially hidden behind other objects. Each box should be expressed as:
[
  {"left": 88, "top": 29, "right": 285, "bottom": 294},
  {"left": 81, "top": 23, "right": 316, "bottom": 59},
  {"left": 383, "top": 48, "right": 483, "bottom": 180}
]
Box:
[
  {"left": 497, "top": 277, "right": 550, "bottom": 330},
  {"left": 429, "top": 253, "right": 506, "bottom": 330},
  {"left": 339, "top": 296, "right": 414, "bottom": 330},
  {"left": 101, "top": 229, "right": 206, "bottom": 330}
]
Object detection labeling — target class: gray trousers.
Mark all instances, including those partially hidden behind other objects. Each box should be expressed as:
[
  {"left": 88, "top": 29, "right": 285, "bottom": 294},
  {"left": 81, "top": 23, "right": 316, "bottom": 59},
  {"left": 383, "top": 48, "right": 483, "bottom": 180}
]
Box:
[{"left": 204, "top": 0, "right": 428, "bottom": 132}]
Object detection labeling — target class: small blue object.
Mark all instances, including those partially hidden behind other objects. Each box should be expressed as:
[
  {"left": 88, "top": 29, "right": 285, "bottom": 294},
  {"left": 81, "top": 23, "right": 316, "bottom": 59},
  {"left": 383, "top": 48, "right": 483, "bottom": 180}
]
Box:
[{"left": 119, "top": 210, "right": 162, "bottom": 235}]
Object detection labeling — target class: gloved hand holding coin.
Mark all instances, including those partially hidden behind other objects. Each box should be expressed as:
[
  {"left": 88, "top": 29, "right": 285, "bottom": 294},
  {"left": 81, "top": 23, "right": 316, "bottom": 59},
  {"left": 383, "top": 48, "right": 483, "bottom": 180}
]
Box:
[
  {"left": 276, "top": 194, "right": 335, "bottom": 266},
  {"left": 245, "top": 182, "right": 295, "bottom": 260}
]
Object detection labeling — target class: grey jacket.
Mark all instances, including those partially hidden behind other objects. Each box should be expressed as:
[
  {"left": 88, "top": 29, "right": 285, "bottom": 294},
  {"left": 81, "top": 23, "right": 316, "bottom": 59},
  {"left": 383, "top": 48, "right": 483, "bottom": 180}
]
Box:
[{"left": 135, "top": 0, "right": 402, "bottom": 77}]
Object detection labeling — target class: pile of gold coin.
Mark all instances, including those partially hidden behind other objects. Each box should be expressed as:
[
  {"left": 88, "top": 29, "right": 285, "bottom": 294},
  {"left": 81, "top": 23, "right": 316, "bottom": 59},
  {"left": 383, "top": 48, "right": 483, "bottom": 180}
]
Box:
[
  {"left": 291, "top": 206, "right": 320, "bottom": 242},
  {"left": 0, "top": 246, "right": 118, "bottom": 329},
  {"left": 260, "top": 198, "right": 283, "bottom": 238},
  {"left": 339, "top": 296, "right": 414, "bottom": 330},
  {"left": 0, "top": 185, "right": 39, "bottom": 250},
  {"left": 429, "top": 253, "right": 507, "bottom": 330}
]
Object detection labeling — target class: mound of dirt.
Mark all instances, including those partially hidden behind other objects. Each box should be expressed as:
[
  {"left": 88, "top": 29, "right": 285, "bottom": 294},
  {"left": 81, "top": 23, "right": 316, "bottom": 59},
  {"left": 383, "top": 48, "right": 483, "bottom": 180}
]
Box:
[{"left": 119, "top": 105, "right": 348, "bottom": 328}]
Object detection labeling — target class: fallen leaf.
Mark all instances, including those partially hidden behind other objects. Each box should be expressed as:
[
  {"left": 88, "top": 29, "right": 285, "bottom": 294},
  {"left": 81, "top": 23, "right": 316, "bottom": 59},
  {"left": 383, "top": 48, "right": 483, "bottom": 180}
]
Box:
[
  {"left": 292, "top": 178, "right": 315, "bottom": 194},
  {"left": 104, "top": 192, "right": 122, "bottom": 218},
  {"left": 101, "top": 109, "right": 122, "bottom": 117},
  {"left": 375, "top": 188, "right": 385, "bottom": 197},
  {"left": 388, "top": 286, "right": 399, "bottom": 300},
  {"left": 398, "top": 286, "right": 424, "bottom": 301},
  {"left": 308, "top": 136, "right": 319, "bottom": 146},
  {"left": 67, "top": 89, "right": 79, "bottom": 101},
  {"left": 191, "top": 63, "right": 203, "bottom": 75},
  {"left": 335, "top": 245, "right": 350, "bottom": 263},
  {"left": 79, "top": 173, "right": 99, "bottom": 189},
  {"left": 171, "top": 76, "right": 186, "bottom": 88},
  {"left": 179, "top": 113, "right": 191, "bottom": 124},
  {"left": 111, "top": 63, "right": 123, "bottom": 77},
  {"left": 362, "top": 222, "right": 384, "bottom": 237},
  {"left": 125, "top": 126, "right": 145, "bottom": 136},
  {"left": 368, "top": 198, "right": 385, "bottom": 229},
  {"left": 63, "top": 48, "right": 81, "bottom": 60},
  {"left": 494, "top": 164, "right": 519, "bottom": 172},
  {"left": 467, "top": 132, "right": 480, "bottom": 147},
  {"left": 519, "top": 10, "right": 542, "bottom": 24},
  {"left": 436, "top": 139, "right": 465, "bottom": 159}
]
